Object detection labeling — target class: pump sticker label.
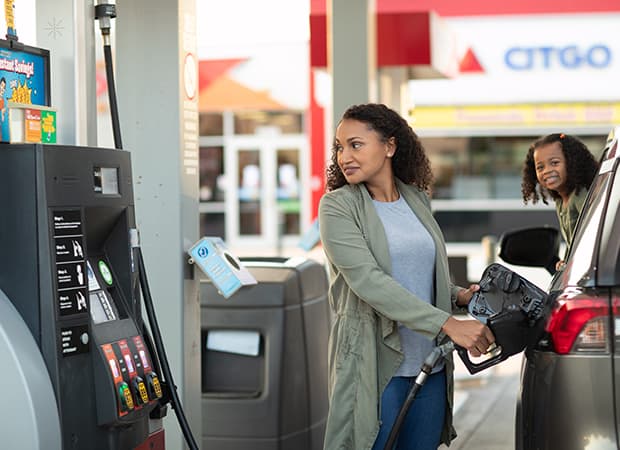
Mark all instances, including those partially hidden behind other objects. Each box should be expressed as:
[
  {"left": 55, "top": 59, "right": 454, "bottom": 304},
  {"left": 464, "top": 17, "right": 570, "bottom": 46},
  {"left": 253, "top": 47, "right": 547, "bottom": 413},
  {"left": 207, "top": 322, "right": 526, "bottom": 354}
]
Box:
[
  {"left": 53, "top": 209, "right": 88, "bottom": 317},
  {"left": 52, "top": 210, "right": 83, "bottom": 236},
  {"left": 60, "top": 325, "right": 89, "bottom": 356},
  {"left": 58, "top": 289, "right": 88, "bottom": 314},
  {"left": 56, "top": 262, "right": 87, "bottom": 289},
  {"left": 55, "top": 237, "right": 84, "bottom": 263}
]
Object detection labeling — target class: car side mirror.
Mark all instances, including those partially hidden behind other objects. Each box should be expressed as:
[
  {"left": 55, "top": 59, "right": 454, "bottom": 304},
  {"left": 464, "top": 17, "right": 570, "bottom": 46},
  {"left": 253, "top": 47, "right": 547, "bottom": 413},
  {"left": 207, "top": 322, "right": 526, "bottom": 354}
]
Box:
[{"left": 498, "top": 227, "right": 560, "bottom": 275}]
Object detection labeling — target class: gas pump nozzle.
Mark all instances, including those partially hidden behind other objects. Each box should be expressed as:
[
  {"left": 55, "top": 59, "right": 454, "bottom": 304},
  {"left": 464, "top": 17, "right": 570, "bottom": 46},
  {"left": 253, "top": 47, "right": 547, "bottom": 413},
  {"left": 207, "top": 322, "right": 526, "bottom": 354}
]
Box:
[
  {"left": 384, "top": 263, "right": 548, "bottom": 449},
  {"left": 457, "top": 263, "right": 548, "bottom": 374}
]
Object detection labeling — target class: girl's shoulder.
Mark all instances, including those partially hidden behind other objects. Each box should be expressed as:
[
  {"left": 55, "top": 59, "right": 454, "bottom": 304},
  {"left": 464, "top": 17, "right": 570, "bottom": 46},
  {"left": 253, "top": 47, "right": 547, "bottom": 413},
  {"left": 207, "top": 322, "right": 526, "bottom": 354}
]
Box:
[{"left": 571, "top": 186, "right": 589, "bottom": 210}]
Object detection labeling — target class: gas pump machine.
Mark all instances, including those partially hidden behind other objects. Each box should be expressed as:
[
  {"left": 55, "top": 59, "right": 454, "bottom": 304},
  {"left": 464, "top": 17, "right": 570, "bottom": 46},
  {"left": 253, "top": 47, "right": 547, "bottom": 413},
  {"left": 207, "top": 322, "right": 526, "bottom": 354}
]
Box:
[
  {"left": 0, "top": 143, "right": 166, "bottom": 449},
  {"left": 0, "top": 2, "right": 201, "bottom": 447}
]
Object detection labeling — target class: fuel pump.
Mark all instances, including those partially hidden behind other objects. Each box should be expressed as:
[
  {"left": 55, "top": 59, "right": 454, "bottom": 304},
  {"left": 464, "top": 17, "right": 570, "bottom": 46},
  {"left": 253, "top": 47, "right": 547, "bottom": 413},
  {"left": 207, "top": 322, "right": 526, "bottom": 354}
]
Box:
[
  {"left": 0, "top": 2, "right": 198, "bottom": 449},
  {"left": 0, "top": 144, "right": 166, "bottom": 449}
]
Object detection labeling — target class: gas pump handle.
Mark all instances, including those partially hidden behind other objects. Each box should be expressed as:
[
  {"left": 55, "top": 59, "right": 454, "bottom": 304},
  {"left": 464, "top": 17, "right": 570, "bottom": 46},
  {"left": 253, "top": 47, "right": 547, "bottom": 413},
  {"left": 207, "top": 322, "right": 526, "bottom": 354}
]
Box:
[{"left": 455, "top": 343, "right": 506, "bottom": 374}]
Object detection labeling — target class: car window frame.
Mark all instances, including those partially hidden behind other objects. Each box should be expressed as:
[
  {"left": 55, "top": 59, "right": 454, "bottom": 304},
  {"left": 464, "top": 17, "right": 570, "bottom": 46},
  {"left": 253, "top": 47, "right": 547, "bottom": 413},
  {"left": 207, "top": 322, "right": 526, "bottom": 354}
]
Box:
[
  {"left": 557, "top": 171, "right": 610, "bottom": 288},
  {"left": 552, "top": 151, "right": 618, "bottom": 290},
  {"left": 596, "top": 158, "right": 620, "bottom": 286}
]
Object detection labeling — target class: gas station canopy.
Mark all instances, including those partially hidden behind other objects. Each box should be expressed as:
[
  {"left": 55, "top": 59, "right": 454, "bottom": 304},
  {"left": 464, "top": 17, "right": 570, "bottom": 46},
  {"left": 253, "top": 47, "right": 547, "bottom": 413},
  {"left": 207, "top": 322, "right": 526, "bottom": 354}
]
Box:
[{"left": 310, "top": 1, "right": 460, "bottom": 79}]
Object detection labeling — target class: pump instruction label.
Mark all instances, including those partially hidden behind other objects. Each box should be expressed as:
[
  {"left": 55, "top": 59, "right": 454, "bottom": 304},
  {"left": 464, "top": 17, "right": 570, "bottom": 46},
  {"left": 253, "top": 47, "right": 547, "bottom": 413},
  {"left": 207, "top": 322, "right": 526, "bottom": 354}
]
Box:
[
  {"left": 53, "top": 210, "right": 83, "bottom": 236},
  {"left": 60, "top": 324, "right": 89, "bottom": 356},
  {"left": 53, "top": 209, "right": 88, "bottom": 318}
]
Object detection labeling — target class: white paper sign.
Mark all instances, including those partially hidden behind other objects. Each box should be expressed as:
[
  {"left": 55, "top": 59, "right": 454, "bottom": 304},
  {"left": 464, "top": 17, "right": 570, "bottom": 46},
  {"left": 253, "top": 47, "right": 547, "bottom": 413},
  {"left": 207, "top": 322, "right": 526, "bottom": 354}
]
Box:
[{"left": 206, "top": 330, "right": 260, "bottom": 357}]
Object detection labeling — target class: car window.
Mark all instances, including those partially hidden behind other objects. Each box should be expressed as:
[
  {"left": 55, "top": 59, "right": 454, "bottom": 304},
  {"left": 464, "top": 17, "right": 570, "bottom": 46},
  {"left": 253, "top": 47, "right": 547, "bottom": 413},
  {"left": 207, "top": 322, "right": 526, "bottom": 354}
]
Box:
[
  {"left": 597, "top": 161, "right": 620, "bottom": 285},
  {"left": 561, "top": 171, "right": 613, "bottom": 287}
]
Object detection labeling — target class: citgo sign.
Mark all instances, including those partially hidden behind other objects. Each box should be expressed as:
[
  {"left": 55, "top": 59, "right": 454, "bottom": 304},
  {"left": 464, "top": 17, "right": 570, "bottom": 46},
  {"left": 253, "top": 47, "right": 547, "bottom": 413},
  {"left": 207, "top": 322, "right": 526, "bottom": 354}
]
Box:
[{"left": 504, "top": 44, "right": 612, "bottom": 70}]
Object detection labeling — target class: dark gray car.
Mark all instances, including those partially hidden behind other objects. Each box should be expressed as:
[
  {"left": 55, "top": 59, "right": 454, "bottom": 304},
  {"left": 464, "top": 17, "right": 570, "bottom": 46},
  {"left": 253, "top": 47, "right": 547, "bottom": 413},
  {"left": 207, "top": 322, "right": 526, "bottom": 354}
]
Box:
[{"left": 499, "top": 126, "right": 620, "bottom": 450}]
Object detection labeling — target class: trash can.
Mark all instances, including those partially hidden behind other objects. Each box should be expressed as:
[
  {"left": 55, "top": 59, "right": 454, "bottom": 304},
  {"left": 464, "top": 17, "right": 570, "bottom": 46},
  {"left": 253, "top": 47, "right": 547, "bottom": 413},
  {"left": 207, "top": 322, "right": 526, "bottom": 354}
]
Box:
[{"left": 200, "top": 256, "right": 330, "bottom": 450}]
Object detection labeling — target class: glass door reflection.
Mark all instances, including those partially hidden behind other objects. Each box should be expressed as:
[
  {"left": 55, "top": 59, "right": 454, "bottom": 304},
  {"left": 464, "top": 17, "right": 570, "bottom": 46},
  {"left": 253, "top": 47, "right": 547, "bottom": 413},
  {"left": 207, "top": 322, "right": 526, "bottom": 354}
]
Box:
[
  {"left": 237, "top": 149, "right": 262, "bottom": 236},
  {"left": 276, "top": 148, "right": 300, "bottom": 235},
  {"left": 225, "top": 135, "right": 308, "bottom": 251}
]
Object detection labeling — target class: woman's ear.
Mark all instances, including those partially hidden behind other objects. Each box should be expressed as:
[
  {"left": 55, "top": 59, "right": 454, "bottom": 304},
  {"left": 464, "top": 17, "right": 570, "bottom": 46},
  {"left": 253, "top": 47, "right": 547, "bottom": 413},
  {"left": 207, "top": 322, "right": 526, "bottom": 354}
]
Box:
[{"left": 386, "top": 137, "right": 396, "bottom": 157}]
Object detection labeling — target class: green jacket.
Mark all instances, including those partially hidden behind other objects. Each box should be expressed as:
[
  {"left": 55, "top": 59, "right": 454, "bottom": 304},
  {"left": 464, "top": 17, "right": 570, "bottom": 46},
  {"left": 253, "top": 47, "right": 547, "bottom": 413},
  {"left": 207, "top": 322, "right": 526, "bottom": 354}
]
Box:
[
  {"left": 554, "top": 187, "right": 589, "bottom": 253},
  {"left": 318, "top": 179, "right": 462, "bottom": 450}
]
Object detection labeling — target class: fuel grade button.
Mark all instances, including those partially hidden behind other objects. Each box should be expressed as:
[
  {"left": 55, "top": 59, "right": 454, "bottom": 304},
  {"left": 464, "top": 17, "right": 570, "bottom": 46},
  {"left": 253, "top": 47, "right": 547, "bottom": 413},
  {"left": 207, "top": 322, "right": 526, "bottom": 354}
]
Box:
[{"left": 118, "top": 382, "right": 134, "bottom": 412}]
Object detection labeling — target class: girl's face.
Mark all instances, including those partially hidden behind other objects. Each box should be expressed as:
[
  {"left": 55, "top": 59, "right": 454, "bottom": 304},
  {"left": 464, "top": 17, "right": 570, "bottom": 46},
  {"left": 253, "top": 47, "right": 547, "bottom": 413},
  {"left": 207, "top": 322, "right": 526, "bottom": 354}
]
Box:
[
  {"left": 533, "top": 141, "right": 568, "bottom": 195},
  {"left": 334, "top": 118, "right": 394, "bottom": 186}
]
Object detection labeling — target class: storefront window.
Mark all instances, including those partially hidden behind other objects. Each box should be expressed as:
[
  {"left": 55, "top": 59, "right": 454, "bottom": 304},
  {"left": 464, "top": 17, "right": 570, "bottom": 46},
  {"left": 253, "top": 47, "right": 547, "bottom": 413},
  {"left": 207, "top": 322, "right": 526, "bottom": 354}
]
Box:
[
  {"left": 199, "top": 146, "right": 225, "bottom": 202},
  {"left": 238, "top": 149, "right": 262, "bottom": 235},
  {"left": 199, "top": 113, "right": 224, "bottom": 136},
  {"left": 200, "top": 213, "right": 225, "bottom": 240},
  {"left": 276, "top": 148, "right": 301, "bottom": 235},
  {"left": 234, "top": 111, "right": 303, "bottom": 135},
  {"left": 422, "top": 135, "right": 606, "bottom": 200}
]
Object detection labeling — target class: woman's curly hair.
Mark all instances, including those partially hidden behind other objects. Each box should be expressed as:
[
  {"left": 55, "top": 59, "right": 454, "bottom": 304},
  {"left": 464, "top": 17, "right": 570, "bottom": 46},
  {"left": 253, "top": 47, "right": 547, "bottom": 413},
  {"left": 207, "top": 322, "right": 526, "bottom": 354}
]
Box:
[
  {"left": 325, "top": 103, "right": 433, "bottom": 192},
  {"left": 521, "top": 133, "right": 599, "bottom": 204}
]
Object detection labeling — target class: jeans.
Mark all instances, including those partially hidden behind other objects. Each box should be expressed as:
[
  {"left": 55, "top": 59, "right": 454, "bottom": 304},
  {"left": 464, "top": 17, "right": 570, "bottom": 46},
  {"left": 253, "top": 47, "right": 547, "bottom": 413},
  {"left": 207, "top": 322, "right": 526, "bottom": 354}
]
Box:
[{"left": 372, "top": 370, "right": 446, "bottom": 450}]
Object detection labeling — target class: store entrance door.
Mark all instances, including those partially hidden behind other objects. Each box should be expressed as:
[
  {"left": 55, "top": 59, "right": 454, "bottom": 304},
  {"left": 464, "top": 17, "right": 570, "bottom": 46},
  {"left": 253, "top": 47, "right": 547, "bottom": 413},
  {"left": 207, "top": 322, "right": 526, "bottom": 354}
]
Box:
[{"left": 225, "top": 133, "right": 308, "bottom": 252}]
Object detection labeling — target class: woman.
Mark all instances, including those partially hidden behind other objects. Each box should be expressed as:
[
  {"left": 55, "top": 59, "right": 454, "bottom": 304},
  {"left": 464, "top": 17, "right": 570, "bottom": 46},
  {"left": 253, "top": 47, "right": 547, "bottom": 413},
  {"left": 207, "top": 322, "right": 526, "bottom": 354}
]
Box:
[{"left": 319, "top": 103, "right": 494, "bottom": 450}]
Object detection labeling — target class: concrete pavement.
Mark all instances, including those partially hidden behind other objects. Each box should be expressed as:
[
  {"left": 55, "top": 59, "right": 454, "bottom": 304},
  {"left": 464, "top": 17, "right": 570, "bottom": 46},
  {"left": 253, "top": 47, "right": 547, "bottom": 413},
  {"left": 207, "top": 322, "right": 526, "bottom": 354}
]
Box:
[{"left": 441, "top": 352, "right": 523, "bottom": 450}]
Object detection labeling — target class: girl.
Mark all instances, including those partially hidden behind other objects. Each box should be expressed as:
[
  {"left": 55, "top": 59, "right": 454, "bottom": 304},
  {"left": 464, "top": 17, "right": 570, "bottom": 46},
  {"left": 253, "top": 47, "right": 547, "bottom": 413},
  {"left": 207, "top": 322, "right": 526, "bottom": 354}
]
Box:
[{"left": 521, "top": 133, "right": 599, "bottom": 265}]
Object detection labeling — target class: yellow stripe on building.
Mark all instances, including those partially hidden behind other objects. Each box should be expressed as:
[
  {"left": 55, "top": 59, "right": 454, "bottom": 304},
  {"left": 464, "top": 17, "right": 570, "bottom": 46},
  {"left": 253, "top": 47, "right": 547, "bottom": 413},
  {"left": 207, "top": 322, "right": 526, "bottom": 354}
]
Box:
[{"left": 408, "top": 103, "right": 620, "bottom": 130}]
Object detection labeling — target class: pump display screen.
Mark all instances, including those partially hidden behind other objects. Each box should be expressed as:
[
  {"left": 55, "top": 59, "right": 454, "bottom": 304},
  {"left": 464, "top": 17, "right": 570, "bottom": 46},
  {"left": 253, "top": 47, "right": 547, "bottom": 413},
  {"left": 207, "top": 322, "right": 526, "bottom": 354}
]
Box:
[{"left": 93, "top": 167, "right": 119, "bottom": 195}]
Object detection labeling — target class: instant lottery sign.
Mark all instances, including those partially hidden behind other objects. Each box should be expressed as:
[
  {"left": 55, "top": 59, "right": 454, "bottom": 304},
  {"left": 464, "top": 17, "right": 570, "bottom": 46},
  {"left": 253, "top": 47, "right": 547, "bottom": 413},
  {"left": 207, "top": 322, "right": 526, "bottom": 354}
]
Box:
[{"left": 0, "top": 45, "right": 49, "bottom": 142}]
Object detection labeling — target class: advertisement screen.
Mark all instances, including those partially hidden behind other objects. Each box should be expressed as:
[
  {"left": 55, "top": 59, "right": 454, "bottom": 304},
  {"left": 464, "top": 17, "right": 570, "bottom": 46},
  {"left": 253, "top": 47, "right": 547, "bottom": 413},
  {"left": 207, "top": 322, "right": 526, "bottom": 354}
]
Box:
[{"left": 0, "top": 39, "right": 50, "bottom": 141}]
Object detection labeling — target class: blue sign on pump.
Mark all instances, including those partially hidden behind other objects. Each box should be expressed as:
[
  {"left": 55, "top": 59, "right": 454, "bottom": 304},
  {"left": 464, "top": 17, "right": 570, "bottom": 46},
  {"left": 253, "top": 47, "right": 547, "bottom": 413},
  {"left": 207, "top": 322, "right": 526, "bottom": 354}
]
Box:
[{"left": 504, "top": 44, "right": 612, "bottom": 70}]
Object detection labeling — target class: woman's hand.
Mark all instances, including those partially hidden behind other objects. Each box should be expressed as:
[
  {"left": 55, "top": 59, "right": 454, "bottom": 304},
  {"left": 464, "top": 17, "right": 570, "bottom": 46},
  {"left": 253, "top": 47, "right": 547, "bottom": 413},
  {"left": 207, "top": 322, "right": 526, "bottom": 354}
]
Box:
[
  {"left": 441, "top": 316, "right": 495, "bottom": 357},
  {"left": 456, "top": 284, "right": 480, "bottom": 307}
]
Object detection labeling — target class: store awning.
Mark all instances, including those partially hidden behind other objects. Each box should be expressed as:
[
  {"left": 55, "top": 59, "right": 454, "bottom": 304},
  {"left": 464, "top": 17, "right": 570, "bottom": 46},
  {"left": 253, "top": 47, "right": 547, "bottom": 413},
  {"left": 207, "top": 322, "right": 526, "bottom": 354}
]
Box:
[
  {"left": 310, "top": 0, "right": 460, "bottom": 78},
  {"left": 198, "top": 59, "right": 287, "bottom": 112}
]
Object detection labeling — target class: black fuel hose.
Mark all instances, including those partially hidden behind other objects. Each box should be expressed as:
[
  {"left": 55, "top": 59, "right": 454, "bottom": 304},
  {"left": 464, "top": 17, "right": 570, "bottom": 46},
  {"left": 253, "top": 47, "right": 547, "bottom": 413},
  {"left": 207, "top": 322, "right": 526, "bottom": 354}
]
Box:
[
  {"left": 95, "top": 2, "right": 122, "bottom": 150},
  {"left": 383, "top": 341, "right": 455, "bottom": 450},
  {"left": 137, "top": 247, "right": 199, "bottom": 450},
  {"left": 103, "top": 43, "right": 123, "bottom": 150},
  {"left": 96, "top": 5, "right": 198, "bottom": 447}
]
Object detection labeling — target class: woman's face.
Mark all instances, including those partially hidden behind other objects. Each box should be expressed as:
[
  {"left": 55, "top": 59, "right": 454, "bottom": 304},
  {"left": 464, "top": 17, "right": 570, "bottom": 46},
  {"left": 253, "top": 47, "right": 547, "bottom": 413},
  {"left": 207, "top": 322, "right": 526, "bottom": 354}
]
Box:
[
  {"left": 334, "top": 118, "right": 394, "bottom": 186},
  {"left": 533, "top": 141, "right": 568, "bottom": 195}
]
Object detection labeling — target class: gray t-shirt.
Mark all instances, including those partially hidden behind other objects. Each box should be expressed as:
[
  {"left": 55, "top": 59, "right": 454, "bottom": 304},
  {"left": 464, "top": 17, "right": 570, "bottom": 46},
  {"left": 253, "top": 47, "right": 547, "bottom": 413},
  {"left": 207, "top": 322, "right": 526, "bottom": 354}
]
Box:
[{"left": 373, "top": 195, "right": 442, "bottom": 376}]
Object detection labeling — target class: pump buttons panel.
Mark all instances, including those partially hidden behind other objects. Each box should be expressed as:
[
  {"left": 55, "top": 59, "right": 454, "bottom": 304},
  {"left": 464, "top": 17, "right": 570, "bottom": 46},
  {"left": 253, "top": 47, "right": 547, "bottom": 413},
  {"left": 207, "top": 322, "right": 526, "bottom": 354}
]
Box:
[{"left": 101, "top": 335, "right": 161, "bottom": 420}]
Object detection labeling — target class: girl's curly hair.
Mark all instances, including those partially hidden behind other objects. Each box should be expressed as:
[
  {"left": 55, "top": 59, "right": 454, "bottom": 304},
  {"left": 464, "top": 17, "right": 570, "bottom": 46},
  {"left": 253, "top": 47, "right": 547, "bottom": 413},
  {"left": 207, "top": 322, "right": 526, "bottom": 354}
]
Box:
[
  {"left": 325, "top": 103, "right": 433, "bottom": 192},
  {"left": 521, "top": 133, "right": 599, "bottom": 204}
]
